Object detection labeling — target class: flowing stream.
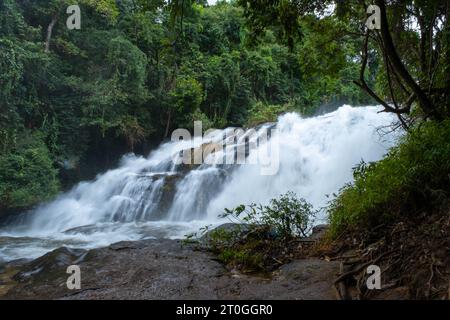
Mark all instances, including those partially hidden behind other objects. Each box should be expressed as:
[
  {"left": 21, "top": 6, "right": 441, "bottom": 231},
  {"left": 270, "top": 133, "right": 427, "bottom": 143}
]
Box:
[{"left": 0, "top": 105, "right": 399, "bottom": 262}]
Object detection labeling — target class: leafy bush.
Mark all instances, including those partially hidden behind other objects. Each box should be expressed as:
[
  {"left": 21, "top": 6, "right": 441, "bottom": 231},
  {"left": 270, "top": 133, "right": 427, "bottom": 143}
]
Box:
[
  {"left": 0, "top": 132, "right": 59, "bottom": 211},
  {"left": 185, "top": 192, "right": 316, "bottom": 272},
  {"left": 328, "top": 120, "right": 450, "bottom": 237},
  {"left": 222, "top": 191, "right": 316, "bottom": 240}
]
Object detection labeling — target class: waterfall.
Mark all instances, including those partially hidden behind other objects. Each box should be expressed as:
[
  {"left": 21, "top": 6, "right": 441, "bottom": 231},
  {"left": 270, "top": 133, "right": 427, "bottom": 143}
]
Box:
[{"left": 0, "top": 105, "right": 398, "bottom": 262}]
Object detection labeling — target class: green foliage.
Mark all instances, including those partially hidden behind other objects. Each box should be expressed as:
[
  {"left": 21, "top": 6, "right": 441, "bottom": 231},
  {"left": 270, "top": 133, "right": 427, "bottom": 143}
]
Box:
[
  {"left": 82, "top": 0, "right": 119, "bottom": 21},
  {"left": 170, "top": 76, "right": 203, "bottom": 127},
  {"left": 0, "top": 0, "right": 34, "bottom": 38},
  {"left": 217, "top": 247, "right": 264, "bottom": 270},
  {"left": 222, "top": 191, "right": 316, "bottom": 240},
  {"left": 185, "top": 192, "right": 316, "bottom": 271},
  {"left": 239, "top": 0, "right": 450, "bottom": 119},
  {"left": 106, "top": 36, "right": 148, "bottom": 103},
  {"left": 328, "top": 120, "right": 450, "bottom": 237},
  {"left": 0, "top": 133, "right": 59, "bottom": 211},
  {"left": 0, "top": 38, "right": 23, "bottom": 106},
  {"left": 185, "top": 223, "right": 267, "bottom": 271},
  {"left": 260, "top": 191, "right": 316, "bottom": 238},
  {"left": 116, "top": 115, "right": 146, "bottom": 152},
  {"left": 246, "top": 101, "right": 291, "bottom": 127}
]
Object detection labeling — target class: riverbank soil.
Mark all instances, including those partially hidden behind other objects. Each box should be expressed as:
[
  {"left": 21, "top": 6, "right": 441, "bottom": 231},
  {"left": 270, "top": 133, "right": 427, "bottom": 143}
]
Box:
[{"left": 324, "top": 210, "right": 450, "bottom": 300}]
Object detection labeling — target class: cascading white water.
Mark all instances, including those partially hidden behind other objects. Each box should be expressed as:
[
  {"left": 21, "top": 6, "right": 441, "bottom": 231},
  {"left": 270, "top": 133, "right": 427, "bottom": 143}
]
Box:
[{"left": 0, "top": 105, "right": 398, "bottom": 262}]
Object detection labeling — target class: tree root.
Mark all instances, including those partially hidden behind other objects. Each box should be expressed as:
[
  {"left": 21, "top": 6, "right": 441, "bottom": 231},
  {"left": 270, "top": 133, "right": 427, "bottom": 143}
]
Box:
[{"left": 330, "top": 212, "right": 450, "bottom": 300}]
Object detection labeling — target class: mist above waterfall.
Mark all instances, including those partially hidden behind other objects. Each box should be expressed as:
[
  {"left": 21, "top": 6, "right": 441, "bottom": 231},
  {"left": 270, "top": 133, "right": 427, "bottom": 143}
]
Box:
[{"left": 0, "top": 105, "right": 398, "bottom": 262}]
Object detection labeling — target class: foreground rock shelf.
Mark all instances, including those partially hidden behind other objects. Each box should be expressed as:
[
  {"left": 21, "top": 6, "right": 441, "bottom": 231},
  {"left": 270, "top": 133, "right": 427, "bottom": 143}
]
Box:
[{"left": 0, "top": 238, "right": 339, "bottom": 300}]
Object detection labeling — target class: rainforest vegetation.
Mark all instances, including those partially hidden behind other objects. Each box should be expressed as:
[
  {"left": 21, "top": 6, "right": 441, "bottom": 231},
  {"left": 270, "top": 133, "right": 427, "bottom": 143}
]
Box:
[
  {"left": 0, "top": 0, "right": 375, "bottom": 214},
  {"left": 0, "top": 0, "right": 449, "bottom": 300}
]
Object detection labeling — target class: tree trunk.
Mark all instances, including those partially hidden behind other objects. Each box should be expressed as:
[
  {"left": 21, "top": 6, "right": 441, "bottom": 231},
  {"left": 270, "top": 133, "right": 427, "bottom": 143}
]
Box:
[
  {"left": 375, "top": 0, "right": 436, "bottom": 118},
  {"left": 45, "top": 16, "right": 58, "bottom": 53},
  {"left": 164, "top": 110, "right": 172, "bottom": 139}
]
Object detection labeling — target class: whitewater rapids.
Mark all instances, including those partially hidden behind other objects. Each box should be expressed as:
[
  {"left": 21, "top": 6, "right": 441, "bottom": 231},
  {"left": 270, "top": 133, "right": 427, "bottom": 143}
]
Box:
[{"left": 0, "top": 105, "right": 399, "bottom": 262}]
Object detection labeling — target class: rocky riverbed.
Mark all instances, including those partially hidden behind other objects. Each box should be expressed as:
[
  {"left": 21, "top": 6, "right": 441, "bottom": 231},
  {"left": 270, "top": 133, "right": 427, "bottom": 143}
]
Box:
[{"left": 0, "top": 235, "right": 340, "bottom": 300}]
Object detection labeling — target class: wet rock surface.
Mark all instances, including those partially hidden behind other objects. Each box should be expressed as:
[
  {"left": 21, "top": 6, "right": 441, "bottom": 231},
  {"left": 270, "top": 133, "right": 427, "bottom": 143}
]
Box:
[{"left": 0, "top": 237, "right": 339, "bottom": 300}]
